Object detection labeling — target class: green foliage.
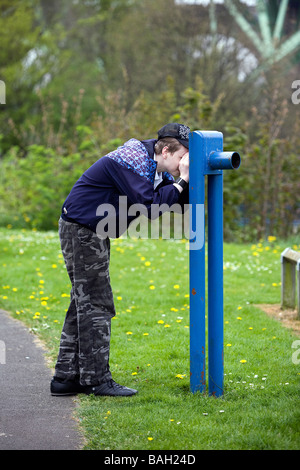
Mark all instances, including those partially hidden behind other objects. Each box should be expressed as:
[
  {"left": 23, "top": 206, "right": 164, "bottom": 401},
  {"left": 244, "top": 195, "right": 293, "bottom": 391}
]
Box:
[
  {"left": 0, "top": 144, "right": 95, "bottom": 230},
  {"left": 0, "top": 0, "right": 299, "bottom": 240}
]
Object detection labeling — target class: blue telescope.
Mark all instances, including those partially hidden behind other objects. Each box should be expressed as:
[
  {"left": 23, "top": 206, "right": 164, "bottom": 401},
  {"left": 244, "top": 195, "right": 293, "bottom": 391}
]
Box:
[{"left": 189, "top": 131, "right": 241, "bottom": 397}]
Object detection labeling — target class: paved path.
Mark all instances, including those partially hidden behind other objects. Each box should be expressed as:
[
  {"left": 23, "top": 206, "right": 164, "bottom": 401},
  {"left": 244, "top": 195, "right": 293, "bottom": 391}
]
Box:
[{"left": 0, "top": 309, "right": 84, "bottom": 450}]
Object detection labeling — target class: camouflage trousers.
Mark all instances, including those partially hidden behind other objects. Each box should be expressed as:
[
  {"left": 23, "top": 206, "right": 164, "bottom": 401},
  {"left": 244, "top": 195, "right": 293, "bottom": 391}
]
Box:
[{"left": 54, "top": 218, "right": 116, "bottom": 386}]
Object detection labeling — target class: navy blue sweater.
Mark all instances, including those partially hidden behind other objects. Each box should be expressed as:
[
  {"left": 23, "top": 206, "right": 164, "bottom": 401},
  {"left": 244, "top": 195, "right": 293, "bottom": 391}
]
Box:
[{"left": 61, "top": 138, "right": 188, "bottom": 237}]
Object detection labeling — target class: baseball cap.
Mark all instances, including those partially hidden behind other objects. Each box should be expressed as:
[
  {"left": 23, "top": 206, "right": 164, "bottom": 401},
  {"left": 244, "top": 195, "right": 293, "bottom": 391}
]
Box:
[{"left": 157, "top": 123, "right": 190, "bottom": 149}]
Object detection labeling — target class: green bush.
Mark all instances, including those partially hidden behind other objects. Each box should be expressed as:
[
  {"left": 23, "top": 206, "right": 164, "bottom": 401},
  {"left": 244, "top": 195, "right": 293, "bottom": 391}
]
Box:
[{"left": 0, "top": 144, "right": 94, "bottom": 230}]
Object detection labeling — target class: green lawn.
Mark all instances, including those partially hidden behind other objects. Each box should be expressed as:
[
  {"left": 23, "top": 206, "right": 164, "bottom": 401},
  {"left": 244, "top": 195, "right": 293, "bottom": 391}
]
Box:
[{"left": 0, "top": 228, "right": 299, "bottom": 450}]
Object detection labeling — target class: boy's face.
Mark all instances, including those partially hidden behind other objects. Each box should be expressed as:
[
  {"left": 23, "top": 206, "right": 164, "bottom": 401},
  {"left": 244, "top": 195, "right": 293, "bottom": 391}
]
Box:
[{"left": 162, "top": 145, "right": 189, "bottom": 177}]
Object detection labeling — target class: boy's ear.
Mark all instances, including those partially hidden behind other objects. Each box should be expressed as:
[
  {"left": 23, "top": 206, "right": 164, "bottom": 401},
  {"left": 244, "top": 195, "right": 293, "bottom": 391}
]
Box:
[{"left": 161, "top": 146, "right": 169, "bottom": 158}]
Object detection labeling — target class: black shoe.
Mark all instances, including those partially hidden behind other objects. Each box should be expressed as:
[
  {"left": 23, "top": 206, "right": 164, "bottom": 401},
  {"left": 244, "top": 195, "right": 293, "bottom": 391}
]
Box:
[
  {"left": 89, "top": 380, "right": 138, "bottom": 397},
  {"left": 50, "top": 377, "right": 87, "bottom": 396},
  {"left": 51, "top": 377, "right": 138, "bottom": 397}
]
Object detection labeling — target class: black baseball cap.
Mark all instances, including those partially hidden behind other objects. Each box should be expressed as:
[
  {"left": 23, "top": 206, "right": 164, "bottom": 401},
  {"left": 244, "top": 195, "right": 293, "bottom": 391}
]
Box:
[{"left": 157, "top": 123, "right": 190, "bottom": 149}]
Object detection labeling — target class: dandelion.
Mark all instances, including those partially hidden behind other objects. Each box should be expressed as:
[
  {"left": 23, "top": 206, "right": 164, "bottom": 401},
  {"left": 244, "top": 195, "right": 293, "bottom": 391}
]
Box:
[
  {"left": 12, "top": 287, "right": 17, "bottom": 292},
  {"left": 236, "top": 316, "right": 242, "bottom": 320},
  {"left": 147, "top": 437, "right": 153, "bottom": 441},
  {"left": 149, "top": 285, "right": 155, "bottom": 290},
  {"left": 117, "top": 296, "right": 122, "bottom": 300},
  {"left": 131, "top": 372, "right": 137, "bottom": 375},
  {"left": 173, "top": 284, "right": 180, "bottom": 289},
  {"left": 52, "top": 264, "right": 57, "bottom": 268},
  {"left": 157, "top": 320, "right": 164, "bottom": 324},
  {"left": 164, "top": 324, "right": 171, "bottom": 328},
  {"left": 143, "top": 333, "right": 149, "bottom": 336},
  {"left": 126, "top": 331, "right": 133, "bottom": 335},
  {"left": 170, "top": 307, "right": 178, "bottom": 312},
  {"left": 144, "top": 261, "right": 151, "bottom": 266},
  {"left": 61, "top": 293, "right": 69, "bottom": 297},
  {"left": 226, "top": 343, "right": 232, "bottom": 347},
  {"left": 240, "top": 359, "right": 247, "bottom": 364}
]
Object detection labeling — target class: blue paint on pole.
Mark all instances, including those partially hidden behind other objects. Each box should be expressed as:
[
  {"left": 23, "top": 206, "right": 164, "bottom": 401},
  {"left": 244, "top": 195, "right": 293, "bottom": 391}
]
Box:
[
  {"left": 208, "top": 173, "right": 224, "bottom": 396},
  {"left": 189, "top": 132, "right": 206, "bottom": 393},
  {"left": 189, "top": 131, "right": 240, "bottom": 397}
]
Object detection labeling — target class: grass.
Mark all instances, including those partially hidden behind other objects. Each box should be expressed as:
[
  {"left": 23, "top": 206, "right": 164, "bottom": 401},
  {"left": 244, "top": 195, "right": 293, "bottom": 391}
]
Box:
[{"left": 0, "top": 227, "right": 299, "bottom": 450}]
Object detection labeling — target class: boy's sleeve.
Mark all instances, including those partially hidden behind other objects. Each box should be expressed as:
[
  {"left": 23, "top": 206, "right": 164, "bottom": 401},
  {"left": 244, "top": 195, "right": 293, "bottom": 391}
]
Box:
[{"left": 103, "top": 157, "right": 183, "bottom": 212}]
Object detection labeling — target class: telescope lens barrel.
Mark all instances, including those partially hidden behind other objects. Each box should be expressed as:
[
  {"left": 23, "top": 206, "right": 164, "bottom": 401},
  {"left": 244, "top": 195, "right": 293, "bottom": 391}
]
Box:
[{"left": 208, "top": 151, "right": 241, "bottom": 170}]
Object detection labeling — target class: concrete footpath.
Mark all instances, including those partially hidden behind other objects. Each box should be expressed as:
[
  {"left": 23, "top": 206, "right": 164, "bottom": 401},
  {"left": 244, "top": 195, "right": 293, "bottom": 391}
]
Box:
[{"left": 0, "top": 309, "right": 84, "bottom": 450}]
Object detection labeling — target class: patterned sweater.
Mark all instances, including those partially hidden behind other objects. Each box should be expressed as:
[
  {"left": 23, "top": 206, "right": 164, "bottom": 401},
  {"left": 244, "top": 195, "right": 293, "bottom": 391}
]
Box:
[{"left": 61, "top": 138, "right": 188, "bottom": 236}]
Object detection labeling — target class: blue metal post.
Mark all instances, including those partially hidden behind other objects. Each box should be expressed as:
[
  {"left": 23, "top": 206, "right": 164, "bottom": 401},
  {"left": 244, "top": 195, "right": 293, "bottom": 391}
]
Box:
[
  {"left": 189, "top": 131, "right": 240, "bottom": 397},
  {"left": 208, "top": 173, "right": 224, "bottom": 397},
  {"left": 189, "top": 132, "right": 206, "bottom": 393}
]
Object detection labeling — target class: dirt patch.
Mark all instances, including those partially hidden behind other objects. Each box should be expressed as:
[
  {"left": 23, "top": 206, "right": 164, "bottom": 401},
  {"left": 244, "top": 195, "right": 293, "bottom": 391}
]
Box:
[{"left": 257, "top": 304, "right": 300, "bottom": 336}]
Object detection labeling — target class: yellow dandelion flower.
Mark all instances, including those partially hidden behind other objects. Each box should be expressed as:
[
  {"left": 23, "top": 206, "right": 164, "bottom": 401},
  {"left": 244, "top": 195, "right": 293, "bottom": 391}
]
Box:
[
  {"left": 157, "top": 320, "right": 164, "bottom": 324},
  {"left": 126, "top": 331, "right": 133, "bottom": 335},
  {"left": 149, "top": 285, "right": 155, "bottom": 290},
  {"left": 147, "top": 437, "right": 153, "bottom": 441},
  {"left": 240, "top": 359, "right": 247, "bottom": 363},
  {"left": 52, "top": 264, "right": 57, "bottom": 268},
  {"left": 173, "top": 284, "right": 180, "bottom": 289},
  {"left": 144, "top": 261, "right": 151, "bottom": 266}
]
